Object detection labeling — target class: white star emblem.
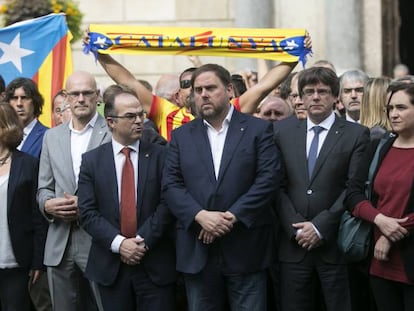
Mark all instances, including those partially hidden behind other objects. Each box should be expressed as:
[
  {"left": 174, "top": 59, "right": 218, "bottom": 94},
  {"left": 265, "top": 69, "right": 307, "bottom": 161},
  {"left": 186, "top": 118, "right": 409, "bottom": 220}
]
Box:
[
  {"left": 93, "top": 36, "right": 107, "bottom": 48},
  {"left": 0, "top": 33, "right": 34, "bottom": 73},
  {"left": 283, "top": 40, "right": 299, "bottom": 51}
]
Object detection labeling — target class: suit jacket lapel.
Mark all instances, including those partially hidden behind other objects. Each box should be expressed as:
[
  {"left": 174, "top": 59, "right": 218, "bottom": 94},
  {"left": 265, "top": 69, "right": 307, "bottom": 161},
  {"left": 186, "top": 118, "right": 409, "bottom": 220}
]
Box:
[
  {"left": 7, "top": 151, "right": 22, "bottom": 213},
  {"left": 87, "top": 115, "right": 109, "bottom": 151},
  {"left": 137, "top": 141, "right": 151, "bottom": 220},
  {"left": 295, "top": 121, "right": 309, "bottom": 180},
  {"left": 310, "top": 117, "right": 344, "bottom": 181},
  {"left": 191, "top": 119, "right": 216, "bottom": 184},
  {"left": 217, "top": 110, "right": 246, "bottom": 186},
  {"left": 59, "top": 124, "right": 77, "bottom": 191},
  {"left": 101, "top": 144, "right": 119, "bottom": 221}
]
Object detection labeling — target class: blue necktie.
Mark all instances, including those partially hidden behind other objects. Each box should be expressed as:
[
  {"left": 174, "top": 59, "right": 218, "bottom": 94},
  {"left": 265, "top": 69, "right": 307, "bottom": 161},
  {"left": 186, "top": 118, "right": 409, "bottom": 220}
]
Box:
[{"left": 308, "top": 126, "right": 324, "bottom": 177}]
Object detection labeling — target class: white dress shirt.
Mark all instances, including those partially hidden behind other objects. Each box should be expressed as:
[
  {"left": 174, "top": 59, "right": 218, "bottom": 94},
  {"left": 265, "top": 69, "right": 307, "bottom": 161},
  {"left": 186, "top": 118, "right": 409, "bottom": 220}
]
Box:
[
  {"left": 17, "top": 118, "right": 37, "bottom": 150},
  {"left": 110, "top": 138, "right": 140, "bottom": 253},
  {"left": 204, "top": 104, "right": 234, "bottom": 180}
]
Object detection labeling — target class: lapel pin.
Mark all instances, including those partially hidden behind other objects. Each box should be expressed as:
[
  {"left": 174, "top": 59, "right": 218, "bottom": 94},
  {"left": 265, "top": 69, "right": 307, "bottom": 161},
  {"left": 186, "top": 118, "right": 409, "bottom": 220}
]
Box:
[
  {"left": 240, "top": 127, "right": 245, "bottom": 131},
  {"left": 145, "top": 153, "right": 149, "bottom": 158}
]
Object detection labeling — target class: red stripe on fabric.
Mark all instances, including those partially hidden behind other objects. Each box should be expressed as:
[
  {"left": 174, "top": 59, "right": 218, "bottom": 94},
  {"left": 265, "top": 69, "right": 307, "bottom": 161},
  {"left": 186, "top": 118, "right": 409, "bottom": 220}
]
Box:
[
  {"left": 51, "top": 34, "right": 68, "bottom": 97},
  {"left": 166, "top": 109, "right": 180, "bottom": 141}
]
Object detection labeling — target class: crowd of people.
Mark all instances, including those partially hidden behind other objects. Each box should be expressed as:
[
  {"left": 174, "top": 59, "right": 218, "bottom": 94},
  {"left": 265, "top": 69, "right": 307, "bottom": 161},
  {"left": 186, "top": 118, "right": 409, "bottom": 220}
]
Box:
[{"left": 0, "top": 28, "right": 414, "bottom": 311}]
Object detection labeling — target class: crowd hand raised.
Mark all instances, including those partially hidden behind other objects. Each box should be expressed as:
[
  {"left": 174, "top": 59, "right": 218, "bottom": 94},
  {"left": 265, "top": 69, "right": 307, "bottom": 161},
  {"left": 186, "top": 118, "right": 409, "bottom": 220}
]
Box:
[
  {"left": 374, "top": 213, "right": 409, "bottom": 242},
  {"left": 195, "top": 210, "right": 234, "bottom": 237},
  {"left": 293, "top": 221, "right": 321, "bottom": 250},
  {"left": 119, "top": 236, "right": 147, "bottom": 265},
  {"left": 198, "top": 229, "right": 216, "bottom": 244},
  {"left": 44, "top": 192, "right": 79, "bottom": 222},
  {"left": 374, "top": 235, "right": 392, "bottom": 261}
]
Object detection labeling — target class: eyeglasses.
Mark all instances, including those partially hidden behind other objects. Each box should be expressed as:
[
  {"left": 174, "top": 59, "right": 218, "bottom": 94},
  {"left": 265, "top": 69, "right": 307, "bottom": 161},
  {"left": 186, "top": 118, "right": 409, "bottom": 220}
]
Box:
[
  {"left": 108, "top": 111, "right": 145, "bottom": 122},
  {"left": 342, "top": 87, "right": 364, "bottom": 95},
  {"left": 65, "top": 90, "right": 97, "bottom": 100},
  {"left": 10, "top": 95, "right": 31, "bottom": 102},
  {"left": 180, "top": 80, "right": 191, "bottom": 89},
  {"left": 302, "top": 88, "right": 331, "bottom": 97}
]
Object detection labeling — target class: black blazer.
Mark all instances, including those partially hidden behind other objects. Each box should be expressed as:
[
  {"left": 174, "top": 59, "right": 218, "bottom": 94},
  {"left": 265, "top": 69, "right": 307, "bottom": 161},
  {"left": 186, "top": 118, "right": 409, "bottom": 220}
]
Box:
[
  {"left": 7, "top": 150, "right": 47, "bottom": 270},
  {"left": 78, "top": 141, "right": 176, "bottom": 286},
  {"left": 274, "top": 116, "right": 370, "bottom": 263},
  {"left": 345, "top": 132, "right": 414, "bottom": 281}
]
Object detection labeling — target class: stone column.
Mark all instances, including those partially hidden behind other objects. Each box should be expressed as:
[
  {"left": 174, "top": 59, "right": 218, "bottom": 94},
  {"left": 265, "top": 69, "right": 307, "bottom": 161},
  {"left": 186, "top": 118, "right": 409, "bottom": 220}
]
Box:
[
  {"left": 233, "top": 0, "right": 274, "bottom": 71},
  {"left": 325, "top": 0, "right": 362, "bottom": 74}
]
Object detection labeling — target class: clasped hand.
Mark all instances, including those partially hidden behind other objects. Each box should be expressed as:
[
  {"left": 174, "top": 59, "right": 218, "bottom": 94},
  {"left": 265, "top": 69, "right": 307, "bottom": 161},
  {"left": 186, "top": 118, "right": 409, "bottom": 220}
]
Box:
[
  {"left": 293, "top": 221, "right": 322, "bottom": 250},
  {"left": 119, "top": 236, "right": 147, "bottom": 265},
  {"left": 44, "top": 192, "right": 79, "bottom": 222},
  {"left": 195, "top": 210, "right": 236, "bottom": 244}
]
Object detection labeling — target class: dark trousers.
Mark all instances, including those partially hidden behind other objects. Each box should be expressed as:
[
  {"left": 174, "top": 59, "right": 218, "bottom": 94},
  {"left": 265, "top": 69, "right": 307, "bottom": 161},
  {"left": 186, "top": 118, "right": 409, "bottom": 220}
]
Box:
[
  {"left": 0, "top": 267, "right": 31, "bottom": 311},
  {"left": 99, "top": 263, "right": 175, "bottom": 311},
  {"left": 280, "top": 255, "right": 351, "bottom": 311},
  {"left": 184, "top": 253, "right": 267, "bottom": 311},
  {"left": 370, "top": 276, "right": 414, "bottom": 311}
]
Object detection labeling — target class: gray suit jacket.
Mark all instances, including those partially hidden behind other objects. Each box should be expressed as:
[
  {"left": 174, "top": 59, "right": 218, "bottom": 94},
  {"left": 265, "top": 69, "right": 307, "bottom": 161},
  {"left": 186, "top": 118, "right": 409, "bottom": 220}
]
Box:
[{"left": 38, "top": 115, "right": 111, "bottom": 266}]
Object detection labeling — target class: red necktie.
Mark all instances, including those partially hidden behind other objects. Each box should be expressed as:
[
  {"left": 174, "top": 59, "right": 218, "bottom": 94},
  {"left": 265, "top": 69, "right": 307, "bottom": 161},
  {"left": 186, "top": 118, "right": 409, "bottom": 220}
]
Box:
[{"left": 120, "top": 147, "right": 137, "bottom": 237}]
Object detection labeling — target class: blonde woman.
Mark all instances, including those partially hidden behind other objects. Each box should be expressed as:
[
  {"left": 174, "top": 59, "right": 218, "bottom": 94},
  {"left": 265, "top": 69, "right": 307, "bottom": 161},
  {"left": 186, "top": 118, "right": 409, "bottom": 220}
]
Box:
[{"left": 360, "top": 77, "right": 392, "bottom": 140}]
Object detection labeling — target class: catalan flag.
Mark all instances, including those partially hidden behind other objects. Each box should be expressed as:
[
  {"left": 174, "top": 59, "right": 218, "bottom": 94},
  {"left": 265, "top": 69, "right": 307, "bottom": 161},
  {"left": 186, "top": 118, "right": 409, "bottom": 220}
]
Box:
[
  {"left": 84, "top": 25, "right": 311, "bottom": 66},
  {"left": 0, "top": 13, "right": 73, "bottom": 127}
]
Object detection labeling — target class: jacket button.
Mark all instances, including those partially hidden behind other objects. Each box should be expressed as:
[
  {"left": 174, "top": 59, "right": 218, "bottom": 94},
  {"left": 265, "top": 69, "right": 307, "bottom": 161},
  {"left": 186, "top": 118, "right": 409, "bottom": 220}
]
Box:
[{"left": 306, "top": 189, "right": 313, "bottom": 195}]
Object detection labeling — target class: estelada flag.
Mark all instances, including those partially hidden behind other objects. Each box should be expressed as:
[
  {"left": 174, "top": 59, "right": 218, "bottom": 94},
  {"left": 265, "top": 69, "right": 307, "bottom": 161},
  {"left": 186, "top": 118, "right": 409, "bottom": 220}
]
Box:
[
  {"left": 85, "top": 25, "right": 311, "bottom": 66},
  {"left": 0, "top": 13, "right": 73, "bottom": 127}
]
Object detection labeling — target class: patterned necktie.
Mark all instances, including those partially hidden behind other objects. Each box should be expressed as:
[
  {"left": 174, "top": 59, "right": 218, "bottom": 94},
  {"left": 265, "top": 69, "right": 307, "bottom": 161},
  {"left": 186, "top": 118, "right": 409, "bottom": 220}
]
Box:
[
  {"left": 308, "top": 126, "right": 324, "bottom": 178},
  {"left": 120, "top": 147, "right": 137, "bottom": 237}
]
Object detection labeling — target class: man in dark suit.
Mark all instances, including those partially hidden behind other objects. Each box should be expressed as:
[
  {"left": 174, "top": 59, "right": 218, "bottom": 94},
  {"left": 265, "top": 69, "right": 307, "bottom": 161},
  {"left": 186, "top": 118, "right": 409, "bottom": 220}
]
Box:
[
  {"left": 78, "top": 87, "right": 176, "bottom": 311},
  {"left": 273, "top": 67, "right": 370, "bottom": 311},
  {"left": 162, "top": 64, "right": 279, "bottom": 311},
  {"left": 6, "top": 77, "right": 48, "bottom": 159}
]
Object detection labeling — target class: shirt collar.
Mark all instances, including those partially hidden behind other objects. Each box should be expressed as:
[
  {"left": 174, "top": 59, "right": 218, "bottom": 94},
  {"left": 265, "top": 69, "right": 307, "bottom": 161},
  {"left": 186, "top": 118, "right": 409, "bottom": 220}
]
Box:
[
  {"left": 24, "top": 118, "right": 37, "bottom": 135},
  {"left": 112, "top": 138, "right": 140, "bottom": 155},
  {"left": 307, "top": 112, "right": 336, "bottom": 132},
  {"left": 69, "top": 112, "right": 99, "bottom": 134},
  {"left": 203, "top": 104, "right": 234, "bottom": 130}
]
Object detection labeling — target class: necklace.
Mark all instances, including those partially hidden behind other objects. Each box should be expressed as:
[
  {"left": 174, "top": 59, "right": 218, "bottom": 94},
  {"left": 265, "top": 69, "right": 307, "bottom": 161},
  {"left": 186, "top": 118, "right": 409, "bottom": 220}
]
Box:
[{"left": 0, "top": 152, "right": 11, "bottom": 166}]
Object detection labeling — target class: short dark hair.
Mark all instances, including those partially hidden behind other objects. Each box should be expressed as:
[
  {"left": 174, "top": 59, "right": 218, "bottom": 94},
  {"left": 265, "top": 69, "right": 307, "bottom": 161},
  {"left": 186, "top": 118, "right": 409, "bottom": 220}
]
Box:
[
  {"left": 103, "top": 84, "right": 139, "bottom": 118},
  {"left": 5, "top": 77, "right": 44, "bottom": 117},
  {"left": 0, "top": 102, "right": 23, "bottom": 149},
  {"left": 231, "top": 74, "right": 247, "bottom": 97},
  {"left": 298, "top": 67, "right": 339, "bottom": 97},
  {"left": 191, "top": 64, "right": 232, "bottom": 88},
  {"left": 179, "top": 67, "right": 197, "bottom": 82}
]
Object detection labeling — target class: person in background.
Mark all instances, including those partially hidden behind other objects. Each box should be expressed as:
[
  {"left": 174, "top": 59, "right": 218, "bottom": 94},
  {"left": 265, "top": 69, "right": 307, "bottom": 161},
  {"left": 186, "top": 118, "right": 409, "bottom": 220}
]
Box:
[
  {"left": 360, "top": 77, "right": 392, "bottom": 140},
  {"left": 339, "top": 69, "right": 369, "bottom": 123},
  {"left": 346, "top": 82, "right": 414, "bottom": 311},
  {"left": 52, "top": 90, "right": 66, "bottom": 127},
  {"left": 393, "top": 63, "right": 410, "bottom": 79},
  {"left": 289, "top": 72, "right": 307, "bottom": 120},
  {"left": 0, "top": 103, "right": 47, "bottom": 311},
  {"left": 5, "top": 77, "right": 48, "bottom": 159},
  {"left": 257, "top": 95, "right": 292, "bottom": 122}
]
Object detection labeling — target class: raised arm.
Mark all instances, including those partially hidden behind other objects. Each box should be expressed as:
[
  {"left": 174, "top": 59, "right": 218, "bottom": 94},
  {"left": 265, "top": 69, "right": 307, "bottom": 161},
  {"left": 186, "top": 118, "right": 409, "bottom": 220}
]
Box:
[
  {"left": 97, "top": 54, "right": 153, "bottom": 114},
  {"left": 238, "top": 61, "right": 297, "bottom": 114}
]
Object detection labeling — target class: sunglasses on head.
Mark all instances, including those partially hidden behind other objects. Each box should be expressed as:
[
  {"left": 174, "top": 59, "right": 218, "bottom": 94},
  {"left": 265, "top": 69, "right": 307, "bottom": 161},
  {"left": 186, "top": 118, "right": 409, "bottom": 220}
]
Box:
[{"left": 180, "top": 79, "right": 191, "bottom": 89}]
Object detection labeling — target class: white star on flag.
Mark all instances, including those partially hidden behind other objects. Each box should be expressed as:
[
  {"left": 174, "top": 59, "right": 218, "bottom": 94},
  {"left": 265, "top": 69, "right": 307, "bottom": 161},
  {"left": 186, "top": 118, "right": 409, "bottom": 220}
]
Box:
[
  {"left": 283, "top": 40, "right": 299, "bottom": 51},
  {"left": 0, "top": 33, "right": 34, "bottom": 73},
  {"left": 93, "top": 36, "right": 107, "bottom": 48}
]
